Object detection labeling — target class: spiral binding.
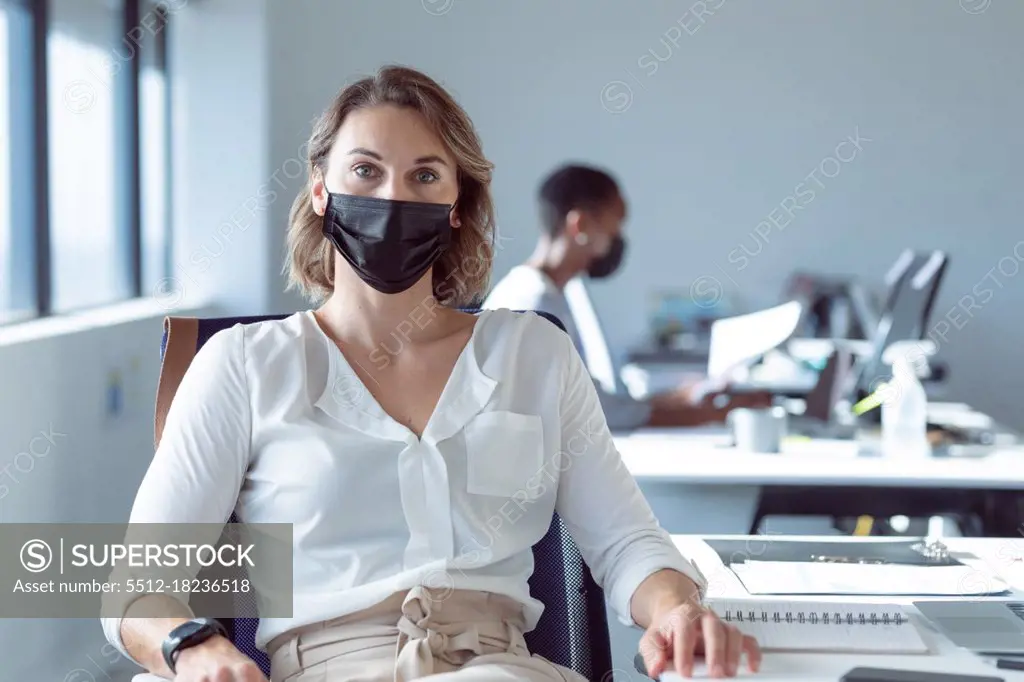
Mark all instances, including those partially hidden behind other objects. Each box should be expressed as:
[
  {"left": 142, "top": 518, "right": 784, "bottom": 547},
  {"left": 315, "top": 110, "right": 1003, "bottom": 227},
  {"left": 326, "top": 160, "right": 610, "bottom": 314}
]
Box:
[{"left": 720, "top": 609, "right": 907, "bottom": 626}]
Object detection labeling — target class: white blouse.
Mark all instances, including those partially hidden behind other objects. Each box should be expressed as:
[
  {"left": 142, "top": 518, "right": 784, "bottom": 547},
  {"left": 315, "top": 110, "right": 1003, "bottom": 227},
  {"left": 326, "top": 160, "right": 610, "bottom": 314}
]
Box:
[{"left": 101, "top": 308, "right": 704, "bottom": 662}]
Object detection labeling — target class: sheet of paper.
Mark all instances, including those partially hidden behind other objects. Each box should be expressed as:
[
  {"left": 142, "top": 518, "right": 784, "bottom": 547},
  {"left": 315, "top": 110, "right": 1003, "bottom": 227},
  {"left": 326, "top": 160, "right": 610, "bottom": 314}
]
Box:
[
  {"left": 731, "top": 561, "right": 1010, "bottom": 596},
  {"left": 707, "top": 302, "right": 803, "bottom": 380}
]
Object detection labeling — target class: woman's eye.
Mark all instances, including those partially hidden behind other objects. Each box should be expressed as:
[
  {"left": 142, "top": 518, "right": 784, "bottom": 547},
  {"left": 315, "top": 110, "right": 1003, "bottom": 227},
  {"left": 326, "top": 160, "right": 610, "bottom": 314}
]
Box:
[
  {"left": 353, "top": 164, "right": 378, "bottom": 179},
  {"left": 416, "top": 169, "right": 440, "bottom": 184}
]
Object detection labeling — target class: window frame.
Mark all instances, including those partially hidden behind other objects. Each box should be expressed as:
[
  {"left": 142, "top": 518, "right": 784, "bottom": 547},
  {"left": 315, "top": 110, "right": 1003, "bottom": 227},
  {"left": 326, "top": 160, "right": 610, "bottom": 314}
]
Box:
[{"left": 1, "top": 0, "right": 172, "bottom": 324}]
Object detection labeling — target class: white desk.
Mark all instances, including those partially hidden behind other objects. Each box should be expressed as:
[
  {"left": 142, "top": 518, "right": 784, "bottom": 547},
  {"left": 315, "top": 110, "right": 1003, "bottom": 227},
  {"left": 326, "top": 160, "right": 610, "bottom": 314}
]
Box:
[
  {"left": 614, "top": 429, "right": 1024, "bottom": 535},
  {"left": 616, "top": 430, "right": 1024, "bottom": 488},
  {"left": 656, "top": 536, "right": 1024, "bottom": 681}
]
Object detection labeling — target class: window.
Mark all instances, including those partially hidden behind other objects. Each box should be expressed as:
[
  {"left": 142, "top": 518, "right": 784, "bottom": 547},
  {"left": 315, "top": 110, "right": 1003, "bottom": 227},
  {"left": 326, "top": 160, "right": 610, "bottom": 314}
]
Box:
[
  {"left": 138, "top": 2, "right": 170, "bottom": 297},
  {"left": 0, "top": 0, "right": 35, "bottom": 324},
  {"left": 47, "top": 0, "right": 127, "bottom": 311},
  {"left": 0, "top": 6, "right": 13, "bottom": 321},
  {"left": 0, "top": 0, "right": 171, "bottom": 323}
]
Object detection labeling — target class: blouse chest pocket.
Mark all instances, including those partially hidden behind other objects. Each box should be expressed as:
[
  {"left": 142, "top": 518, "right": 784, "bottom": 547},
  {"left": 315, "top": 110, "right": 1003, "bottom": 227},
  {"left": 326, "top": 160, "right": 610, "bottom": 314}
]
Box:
[{"left": 463, "top": 411, "right": 545, "bottom": 497}]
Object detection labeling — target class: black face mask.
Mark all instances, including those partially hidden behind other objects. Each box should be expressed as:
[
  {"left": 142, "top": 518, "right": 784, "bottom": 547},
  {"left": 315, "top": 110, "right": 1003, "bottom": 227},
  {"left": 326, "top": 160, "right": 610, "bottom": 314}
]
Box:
[
  {"left": 587, "top": 235, "right": 626, "bottom": 279},
  {"left": 321, "top": 190, "right": 454, "bottom": 294}
]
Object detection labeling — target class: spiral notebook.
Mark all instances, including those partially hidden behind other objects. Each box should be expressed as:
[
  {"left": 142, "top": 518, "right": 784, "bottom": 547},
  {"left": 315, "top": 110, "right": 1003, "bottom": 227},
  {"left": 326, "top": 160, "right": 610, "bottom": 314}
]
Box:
[{"left": 707, "top": 599, "right": 929, "bottom": 653}]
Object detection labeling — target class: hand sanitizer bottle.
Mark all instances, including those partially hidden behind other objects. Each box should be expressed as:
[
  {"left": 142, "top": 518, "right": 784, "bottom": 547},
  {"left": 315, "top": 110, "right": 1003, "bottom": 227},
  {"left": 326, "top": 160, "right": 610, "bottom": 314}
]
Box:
[{"left": 882, "top": 355, "right": 930, "bottom": 458}]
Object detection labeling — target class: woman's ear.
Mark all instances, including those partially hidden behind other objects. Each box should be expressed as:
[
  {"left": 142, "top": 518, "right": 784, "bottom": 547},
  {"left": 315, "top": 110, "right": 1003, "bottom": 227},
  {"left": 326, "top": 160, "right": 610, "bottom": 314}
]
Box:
[
  {"left": 311, "top": 172, "right": 328, "bottom": 217},
  {"left": 450, "top": 204, "right": 462, "bottom": 228}
]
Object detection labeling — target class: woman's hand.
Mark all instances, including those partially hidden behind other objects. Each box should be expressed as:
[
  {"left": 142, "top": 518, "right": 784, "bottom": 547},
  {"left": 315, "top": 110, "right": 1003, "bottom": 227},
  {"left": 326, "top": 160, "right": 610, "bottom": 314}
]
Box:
[
  {"left": 173, "top": 635, "right": 268, "bottom": 681},
  {"left": 639, "top": 601, "right": 761, "bottom": 679}
]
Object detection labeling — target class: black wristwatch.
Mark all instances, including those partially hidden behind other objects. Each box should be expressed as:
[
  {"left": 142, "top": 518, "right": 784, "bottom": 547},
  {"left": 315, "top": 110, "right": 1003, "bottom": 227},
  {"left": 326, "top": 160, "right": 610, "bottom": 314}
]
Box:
[{"left": 162, "top": 617, "right": 228, "bottom": 674}]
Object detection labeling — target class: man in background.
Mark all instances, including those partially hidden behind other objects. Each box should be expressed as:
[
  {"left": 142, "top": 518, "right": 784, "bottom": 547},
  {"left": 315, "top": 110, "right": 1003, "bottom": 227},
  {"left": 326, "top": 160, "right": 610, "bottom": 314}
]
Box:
[{"left": 483, "top": 163, "right": 769, "bottom": 430}]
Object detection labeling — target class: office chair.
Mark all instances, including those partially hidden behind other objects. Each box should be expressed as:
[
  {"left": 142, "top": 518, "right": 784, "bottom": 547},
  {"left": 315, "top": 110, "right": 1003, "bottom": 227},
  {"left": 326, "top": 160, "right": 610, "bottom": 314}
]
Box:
[{"left": 154, "top": 310, "right": 614, "bottom": 681}]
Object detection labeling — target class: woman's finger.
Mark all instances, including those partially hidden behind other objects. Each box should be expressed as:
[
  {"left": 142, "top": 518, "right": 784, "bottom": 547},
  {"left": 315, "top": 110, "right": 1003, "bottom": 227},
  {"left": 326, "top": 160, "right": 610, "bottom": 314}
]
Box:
[
  {"left": 701, "top": 611, "right": 729, "bottom": 678},
  {"left": 673, "top": 610, "right": 699, "bottom": 678},
  {"left": 743, "top": 634, "right": 763, "bottom": 672},
  {"left": 724, "top": 625, "right": 743, "bottom": 676},
  {"left": 640, "top": 628, "right": 670, "bottom": 680}
]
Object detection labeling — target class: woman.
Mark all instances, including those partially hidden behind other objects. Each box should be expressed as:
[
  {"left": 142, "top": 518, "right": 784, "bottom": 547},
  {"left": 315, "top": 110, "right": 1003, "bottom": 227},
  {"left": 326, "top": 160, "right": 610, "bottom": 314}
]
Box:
[{"left": 101, "top": 65, "right": 761, "bottom": 682}]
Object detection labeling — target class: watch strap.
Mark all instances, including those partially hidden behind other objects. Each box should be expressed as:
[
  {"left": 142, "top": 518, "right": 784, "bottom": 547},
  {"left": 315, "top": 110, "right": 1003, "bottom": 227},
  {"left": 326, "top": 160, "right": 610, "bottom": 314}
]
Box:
[{"left": 161, "top": 617, "right": 228, "bottom": 674}]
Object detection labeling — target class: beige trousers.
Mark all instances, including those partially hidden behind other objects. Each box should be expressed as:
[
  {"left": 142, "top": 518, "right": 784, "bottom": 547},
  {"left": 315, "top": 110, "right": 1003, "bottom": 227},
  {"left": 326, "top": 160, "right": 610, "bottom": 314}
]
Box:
[{"left": 266, "top": 586, "right": 587, "bottom": 682}]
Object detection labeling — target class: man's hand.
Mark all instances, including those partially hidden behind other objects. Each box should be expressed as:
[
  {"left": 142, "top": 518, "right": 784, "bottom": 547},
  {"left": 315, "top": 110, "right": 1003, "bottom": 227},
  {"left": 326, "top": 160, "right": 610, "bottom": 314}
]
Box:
[
  {"left": 674, "top": 378, "right": 774, "bottom": 410},
  {"left": 639, "top": 601, "right": 761, "bottom": 679},
  {"left": 701, "top": 390, "right": 774, "bottom": 410}
]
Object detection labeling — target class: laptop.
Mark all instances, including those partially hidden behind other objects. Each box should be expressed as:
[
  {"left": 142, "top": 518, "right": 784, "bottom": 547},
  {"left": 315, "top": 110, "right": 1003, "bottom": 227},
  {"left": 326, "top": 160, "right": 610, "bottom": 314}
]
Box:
[{"left": 914, "top": 601, "right": 1024, "bottom": 654}]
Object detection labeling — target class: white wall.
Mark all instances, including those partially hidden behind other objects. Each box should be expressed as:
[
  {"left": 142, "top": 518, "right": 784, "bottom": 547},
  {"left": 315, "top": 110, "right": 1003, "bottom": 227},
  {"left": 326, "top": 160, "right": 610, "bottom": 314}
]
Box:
[
  {"left": 0, "top": 304, "right": 174, "bottom": 682},
  {"left": 263, "top": 0, "right": 1024, "bottom": 430},
  {"left": 169, "top": 0, "right": 271, "bottom": 315}
]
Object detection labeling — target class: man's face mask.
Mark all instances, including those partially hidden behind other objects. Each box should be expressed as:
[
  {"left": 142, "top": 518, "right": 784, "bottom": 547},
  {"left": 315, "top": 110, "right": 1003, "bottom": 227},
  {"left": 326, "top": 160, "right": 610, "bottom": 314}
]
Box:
[
  {"left": 321, "top": 188, "right": 455, "bottom": 294},
  {"left": 587, "top": 235, "right": 627, "bottom": 279}
]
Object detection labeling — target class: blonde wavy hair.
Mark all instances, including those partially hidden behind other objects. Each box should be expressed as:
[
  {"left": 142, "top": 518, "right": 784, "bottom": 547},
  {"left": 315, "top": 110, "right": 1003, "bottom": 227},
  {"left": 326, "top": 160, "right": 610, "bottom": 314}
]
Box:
[{"left": 285, "top": 65, "right": 496, "bottom": 307}]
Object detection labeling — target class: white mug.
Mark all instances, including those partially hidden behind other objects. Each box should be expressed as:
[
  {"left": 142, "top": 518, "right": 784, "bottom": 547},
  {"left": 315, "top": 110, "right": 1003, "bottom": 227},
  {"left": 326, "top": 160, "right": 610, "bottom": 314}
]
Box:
[{"left": 729, "top": 406, "right": 788, "bottom": 453}]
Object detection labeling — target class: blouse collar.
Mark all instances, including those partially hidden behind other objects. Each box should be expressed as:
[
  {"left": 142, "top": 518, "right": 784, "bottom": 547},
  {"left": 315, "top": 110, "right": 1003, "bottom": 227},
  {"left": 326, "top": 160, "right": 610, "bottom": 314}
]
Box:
[{"left": 311, "top": 309, "right": 498, "bottom": 445}]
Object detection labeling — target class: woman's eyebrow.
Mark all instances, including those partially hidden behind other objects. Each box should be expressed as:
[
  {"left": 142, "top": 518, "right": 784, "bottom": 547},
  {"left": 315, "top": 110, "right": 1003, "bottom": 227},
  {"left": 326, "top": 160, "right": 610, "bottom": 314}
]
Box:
[
  {"left": 347, "top": 148, "right": 449, "bottom": 167},
  {"left": 414, "top": 155, "right": 449, "bottom": 167},
  {"left": 347, "top": 147, "right": 382, "bottom": 159}
]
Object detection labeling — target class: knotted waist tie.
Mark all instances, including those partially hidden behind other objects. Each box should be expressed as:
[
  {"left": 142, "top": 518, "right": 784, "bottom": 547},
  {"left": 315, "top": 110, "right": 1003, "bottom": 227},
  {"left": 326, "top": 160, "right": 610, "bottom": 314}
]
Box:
[
  {"left": 268, "top": 586, "right": 531, "bottom": 682},
  {"left": 394, "top": 586, "right": 528, "bottom": 679}
]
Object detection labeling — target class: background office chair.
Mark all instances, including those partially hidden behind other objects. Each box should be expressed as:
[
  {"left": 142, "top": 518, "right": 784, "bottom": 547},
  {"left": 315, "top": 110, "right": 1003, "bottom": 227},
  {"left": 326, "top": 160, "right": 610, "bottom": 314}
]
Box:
[{"left": 154, "top": 310, "right": 614, "bottom": 682}]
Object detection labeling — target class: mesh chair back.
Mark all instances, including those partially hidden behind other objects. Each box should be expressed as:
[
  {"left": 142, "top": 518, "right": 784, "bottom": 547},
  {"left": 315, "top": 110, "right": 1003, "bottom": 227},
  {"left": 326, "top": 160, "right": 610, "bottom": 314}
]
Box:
[
  {"left": 526, "top": 515, "right": 613, "bottom": 680},
  {"left": 155, "top": 309, "right": 612, "bottom": 681}
]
